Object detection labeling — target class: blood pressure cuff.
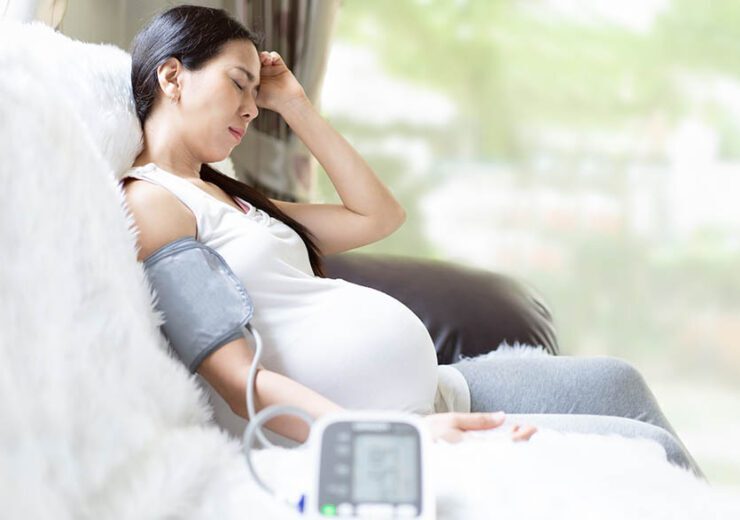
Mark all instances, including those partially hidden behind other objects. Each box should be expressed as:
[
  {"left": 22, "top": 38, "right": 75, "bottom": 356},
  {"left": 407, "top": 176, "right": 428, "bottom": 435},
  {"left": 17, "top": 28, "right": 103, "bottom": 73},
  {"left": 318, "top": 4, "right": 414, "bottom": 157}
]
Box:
[{"left": 142, "top": 236, "right": 254, "bottom": 373}]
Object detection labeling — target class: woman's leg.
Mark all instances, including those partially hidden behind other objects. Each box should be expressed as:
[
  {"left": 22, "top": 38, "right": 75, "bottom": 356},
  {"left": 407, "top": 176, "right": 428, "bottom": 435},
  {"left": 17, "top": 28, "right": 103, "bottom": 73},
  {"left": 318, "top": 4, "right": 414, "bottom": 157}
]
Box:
[{"left": 450, "top": 355, "right": 705, "bottom": 479}]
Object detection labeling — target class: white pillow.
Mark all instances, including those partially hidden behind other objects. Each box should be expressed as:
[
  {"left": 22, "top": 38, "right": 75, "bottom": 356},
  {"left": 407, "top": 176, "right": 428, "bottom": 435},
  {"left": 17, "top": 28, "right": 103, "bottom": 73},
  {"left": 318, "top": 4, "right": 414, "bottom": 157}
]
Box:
[{"left": 0, "top": 20, "right": 142, "bottom": 178}]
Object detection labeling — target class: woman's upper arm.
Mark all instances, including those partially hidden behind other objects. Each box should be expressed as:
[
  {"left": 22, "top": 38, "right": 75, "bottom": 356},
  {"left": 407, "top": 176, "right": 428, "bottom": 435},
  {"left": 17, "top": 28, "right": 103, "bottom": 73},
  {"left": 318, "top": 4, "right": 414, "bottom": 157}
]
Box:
[
  {"left": 123, "top": 180, "right": 250, "bottom": 409},
  {"left": 121, "top": 179, "right": 196, "bottom": 262}
]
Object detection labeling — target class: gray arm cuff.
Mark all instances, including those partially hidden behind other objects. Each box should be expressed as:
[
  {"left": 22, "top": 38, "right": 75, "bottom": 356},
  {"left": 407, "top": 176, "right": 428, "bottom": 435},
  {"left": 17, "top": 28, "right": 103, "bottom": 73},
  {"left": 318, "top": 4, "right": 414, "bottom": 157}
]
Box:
[{"left": 142, "top": 236, "right": 254, "bottom": 373}]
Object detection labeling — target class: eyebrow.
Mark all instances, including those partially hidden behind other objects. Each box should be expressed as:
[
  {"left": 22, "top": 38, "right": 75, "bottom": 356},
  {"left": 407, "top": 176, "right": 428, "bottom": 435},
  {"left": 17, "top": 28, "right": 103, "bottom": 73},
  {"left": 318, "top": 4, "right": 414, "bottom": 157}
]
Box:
[{"left": 233, "top": 66, "right": 259, "bottom": 85}]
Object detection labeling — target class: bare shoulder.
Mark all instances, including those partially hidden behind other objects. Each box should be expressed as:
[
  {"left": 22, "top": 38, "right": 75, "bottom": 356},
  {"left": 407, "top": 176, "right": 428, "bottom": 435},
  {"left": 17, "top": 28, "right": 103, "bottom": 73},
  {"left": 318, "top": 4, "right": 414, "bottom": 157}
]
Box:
[{"left": 121, "top": 177, "right": 197, "bottom": 262}]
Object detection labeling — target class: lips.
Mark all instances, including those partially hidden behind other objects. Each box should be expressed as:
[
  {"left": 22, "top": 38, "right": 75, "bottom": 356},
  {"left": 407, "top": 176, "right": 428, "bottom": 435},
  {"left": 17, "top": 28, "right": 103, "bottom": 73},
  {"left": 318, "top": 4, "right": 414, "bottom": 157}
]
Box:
[{"left": 228, "top": 127, "right": 244, "bottom": 141}]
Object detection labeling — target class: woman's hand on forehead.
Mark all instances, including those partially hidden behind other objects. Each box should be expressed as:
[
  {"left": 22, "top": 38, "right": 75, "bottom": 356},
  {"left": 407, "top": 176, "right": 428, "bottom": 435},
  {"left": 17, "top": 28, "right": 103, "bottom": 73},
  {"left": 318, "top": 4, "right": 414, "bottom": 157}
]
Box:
[{"left": 255, "top": 50, "right": 307, "bottom": 113}]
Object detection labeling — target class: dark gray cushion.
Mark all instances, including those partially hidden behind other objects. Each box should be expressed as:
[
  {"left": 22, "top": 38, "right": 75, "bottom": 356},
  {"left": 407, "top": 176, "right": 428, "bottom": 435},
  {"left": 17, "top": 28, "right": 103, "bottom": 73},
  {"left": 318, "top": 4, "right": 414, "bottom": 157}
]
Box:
[{"left": 323, "top": 253, "right": 559, "bottom": 364}]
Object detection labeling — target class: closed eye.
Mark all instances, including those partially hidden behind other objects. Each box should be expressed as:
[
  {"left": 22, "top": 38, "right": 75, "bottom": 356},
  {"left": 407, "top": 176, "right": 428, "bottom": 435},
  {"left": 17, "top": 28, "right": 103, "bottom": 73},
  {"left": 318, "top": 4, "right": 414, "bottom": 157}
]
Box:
[{"left": 232, "top": 79, "right": 244, "bottom": 91}]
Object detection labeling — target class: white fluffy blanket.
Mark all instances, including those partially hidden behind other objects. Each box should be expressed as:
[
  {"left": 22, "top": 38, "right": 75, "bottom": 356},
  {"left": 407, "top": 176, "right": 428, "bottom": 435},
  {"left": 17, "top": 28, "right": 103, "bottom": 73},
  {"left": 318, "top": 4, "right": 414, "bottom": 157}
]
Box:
[{"left": 1, "top": 20, "right": 738, "bottom": 520}]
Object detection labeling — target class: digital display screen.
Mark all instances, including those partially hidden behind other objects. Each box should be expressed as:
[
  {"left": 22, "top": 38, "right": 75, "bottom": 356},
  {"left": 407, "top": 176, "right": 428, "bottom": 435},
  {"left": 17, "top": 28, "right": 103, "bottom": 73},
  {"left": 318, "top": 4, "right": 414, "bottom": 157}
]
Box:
[{"left": 351, "top": 433, "right": 419, "bottom": 503}]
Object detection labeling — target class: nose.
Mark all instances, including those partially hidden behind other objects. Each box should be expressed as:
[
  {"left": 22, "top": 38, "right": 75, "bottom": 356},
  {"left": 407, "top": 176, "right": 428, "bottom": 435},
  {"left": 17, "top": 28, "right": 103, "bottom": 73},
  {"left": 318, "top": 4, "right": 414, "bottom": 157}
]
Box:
[{"left": 242, "top": 97, "right": 259, "bottom": 122}]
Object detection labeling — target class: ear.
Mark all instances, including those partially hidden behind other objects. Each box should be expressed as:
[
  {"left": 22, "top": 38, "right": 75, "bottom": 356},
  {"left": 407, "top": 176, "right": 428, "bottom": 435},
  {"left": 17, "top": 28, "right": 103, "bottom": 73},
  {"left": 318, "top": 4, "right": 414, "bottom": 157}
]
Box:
[{"left": 156, "top": 57, "right": 183, "bottom": 100}]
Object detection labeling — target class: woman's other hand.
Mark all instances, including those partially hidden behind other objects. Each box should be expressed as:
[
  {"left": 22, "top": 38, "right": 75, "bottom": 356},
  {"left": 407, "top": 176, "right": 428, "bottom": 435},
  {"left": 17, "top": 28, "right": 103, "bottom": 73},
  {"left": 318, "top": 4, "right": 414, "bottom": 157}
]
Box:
[
  {"left": 256, "top": 50, "right": 307, "bottom": 113},
  {"left": 422, "top": 411, "right": 538, "bottom": 444}
]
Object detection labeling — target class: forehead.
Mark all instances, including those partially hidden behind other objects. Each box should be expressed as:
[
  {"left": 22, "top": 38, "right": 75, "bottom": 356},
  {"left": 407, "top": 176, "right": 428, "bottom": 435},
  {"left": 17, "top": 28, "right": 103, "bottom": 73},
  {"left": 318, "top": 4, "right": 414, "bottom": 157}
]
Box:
[{"left": 214, "top": 39, "right": 259, "bottom": 70}]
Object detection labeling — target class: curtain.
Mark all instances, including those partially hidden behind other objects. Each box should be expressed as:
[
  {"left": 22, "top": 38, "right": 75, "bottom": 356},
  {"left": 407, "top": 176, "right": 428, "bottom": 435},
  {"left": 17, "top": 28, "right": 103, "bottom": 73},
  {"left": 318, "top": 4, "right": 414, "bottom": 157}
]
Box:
[{"left": 230, "top": 0, "right": 341, "bottom": 202}]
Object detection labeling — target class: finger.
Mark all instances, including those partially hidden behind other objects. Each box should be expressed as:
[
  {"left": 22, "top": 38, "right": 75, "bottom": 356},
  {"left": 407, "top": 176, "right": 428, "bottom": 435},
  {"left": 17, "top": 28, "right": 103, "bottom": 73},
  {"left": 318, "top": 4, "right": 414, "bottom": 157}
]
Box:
[
  {"left": 261, "top": 51, "right": 280, "bottom": 65},
  {"left": 512, "top": 425, "right": 538, "bottom": 442},
  {"left": 458, "top": 412, "right": 506, "bottom": 430},
  {"left": 260, "top": 52, "right": 283, "bottom": 68}
]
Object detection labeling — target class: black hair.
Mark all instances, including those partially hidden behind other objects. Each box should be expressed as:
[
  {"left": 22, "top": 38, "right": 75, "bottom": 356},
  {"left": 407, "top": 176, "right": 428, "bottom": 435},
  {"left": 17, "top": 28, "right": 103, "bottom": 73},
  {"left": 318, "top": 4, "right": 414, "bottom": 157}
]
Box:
[{"left": 130, "top": 4, "right": 325, "bottom": 277}]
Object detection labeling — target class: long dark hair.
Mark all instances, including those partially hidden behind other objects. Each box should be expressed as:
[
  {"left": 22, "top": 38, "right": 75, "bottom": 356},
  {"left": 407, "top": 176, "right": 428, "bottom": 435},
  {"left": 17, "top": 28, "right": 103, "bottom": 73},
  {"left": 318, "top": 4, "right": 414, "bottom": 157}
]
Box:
[{"left": 130, "top": 4, "right": 325, "bottom": 277}]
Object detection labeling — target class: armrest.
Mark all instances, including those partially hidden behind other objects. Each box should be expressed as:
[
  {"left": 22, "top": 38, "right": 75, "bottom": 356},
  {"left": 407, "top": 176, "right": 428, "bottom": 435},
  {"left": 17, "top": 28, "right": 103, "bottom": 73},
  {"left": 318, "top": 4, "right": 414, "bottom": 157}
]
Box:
[{"left": 323, "top": 252, "right": 559, "bottom": 364}]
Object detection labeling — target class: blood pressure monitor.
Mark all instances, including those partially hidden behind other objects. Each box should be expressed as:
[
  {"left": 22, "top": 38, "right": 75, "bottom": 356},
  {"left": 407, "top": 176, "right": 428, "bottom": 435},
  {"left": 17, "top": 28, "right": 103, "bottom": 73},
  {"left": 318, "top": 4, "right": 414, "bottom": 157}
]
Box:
[{"left": 304, "top": 410, "right": 435, "bottom": 519}]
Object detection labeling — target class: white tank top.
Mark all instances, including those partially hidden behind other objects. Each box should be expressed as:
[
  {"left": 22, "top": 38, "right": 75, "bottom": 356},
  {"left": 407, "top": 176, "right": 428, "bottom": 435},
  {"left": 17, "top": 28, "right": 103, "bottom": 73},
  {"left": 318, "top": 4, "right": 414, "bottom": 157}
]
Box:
[{"left": 122, "top": 163, "right": 470, "bottom": 446}]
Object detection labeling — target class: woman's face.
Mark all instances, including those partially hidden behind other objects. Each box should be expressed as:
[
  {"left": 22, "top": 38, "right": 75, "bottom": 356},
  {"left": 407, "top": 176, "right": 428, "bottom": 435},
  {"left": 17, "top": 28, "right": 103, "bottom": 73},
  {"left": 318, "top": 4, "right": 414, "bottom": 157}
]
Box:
[{"left": 160, "top": 39, "right": 261, "bottom": 164}]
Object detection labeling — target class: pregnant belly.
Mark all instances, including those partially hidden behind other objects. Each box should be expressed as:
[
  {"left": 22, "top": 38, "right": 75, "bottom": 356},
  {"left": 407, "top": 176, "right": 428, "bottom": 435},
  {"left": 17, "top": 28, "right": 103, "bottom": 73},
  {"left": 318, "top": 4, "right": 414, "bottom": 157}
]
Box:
[{"left": 258, "top": 281, "right": 440, "bottom": 414}]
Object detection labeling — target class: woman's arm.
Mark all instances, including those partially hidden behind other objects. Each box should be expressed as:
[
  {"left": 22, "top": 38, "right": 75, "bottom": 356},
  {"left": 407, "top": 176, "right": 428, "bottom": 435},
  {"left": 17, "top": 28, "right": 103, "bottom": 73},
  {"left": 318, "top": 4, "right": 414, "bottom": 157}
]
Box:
[
  {"left": 195, "top": 335, "right": 538, "bottom": 445},
  {"left": 122, "top": 180, "right": 345, "bottom": 443},
  {"left": 279, "top": 94, "right": 405, "bottom": 224},
  {"left": 196, "top": 335, "right": 344, "bottom": 443},
  {"left": 256, "top": 51, "right": 406, "bottom": 256}
]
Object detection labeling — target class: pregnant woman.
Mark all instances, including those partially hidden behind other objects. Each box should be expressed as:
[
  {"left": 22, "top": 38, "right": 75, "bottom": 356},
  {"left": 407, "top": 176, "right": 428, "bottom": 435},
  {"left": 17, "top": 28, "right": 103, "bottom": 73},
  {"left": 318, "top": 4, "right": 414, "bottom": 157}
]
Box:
[{"left": 121, "top": 5, "right": 704, "bottom": 479}]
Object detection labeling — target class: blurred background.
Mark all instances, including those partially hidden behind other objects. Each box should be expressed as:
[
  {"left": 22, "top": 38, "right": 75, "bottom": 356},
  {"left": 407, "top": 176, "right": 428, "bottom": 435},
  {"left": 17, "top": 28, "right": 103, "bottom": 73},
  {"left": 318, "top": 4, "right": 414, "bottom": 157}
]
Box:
[
  {"left": 8, "top": 0, "right": 738, "bottom": 492},
  {"left": 315, "top": 0, "right": 740, "bottom": 492}
]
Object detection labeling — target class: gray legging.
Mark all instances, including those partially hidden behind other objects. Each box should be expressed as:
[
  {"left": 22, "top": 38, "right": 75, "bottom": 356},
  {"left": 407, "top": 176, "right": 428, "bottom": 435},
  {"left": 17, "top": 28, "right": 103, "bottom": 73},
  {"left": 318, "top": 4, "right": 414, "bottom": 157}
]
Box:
[{"left": 449, "top": 354, "right": 706, "bottom": 480}]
